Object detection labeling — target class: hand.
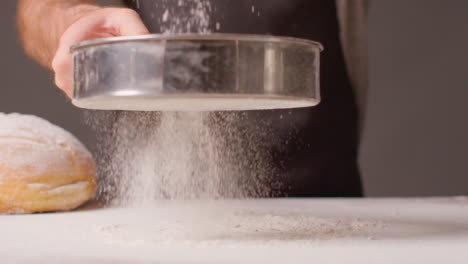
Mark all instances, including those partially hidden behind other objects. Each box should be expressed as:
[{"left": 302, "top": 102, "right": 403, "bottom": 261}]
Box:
[{"left": 52, "top": 7, "right": 149, "bottom": 97}]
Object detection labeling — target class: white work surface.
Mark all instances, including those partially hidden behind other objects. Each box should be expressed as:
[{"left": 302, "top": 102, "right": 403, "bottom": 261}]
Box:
[{"left": 1, "top": 198, "right": 468, "bottom": 263}]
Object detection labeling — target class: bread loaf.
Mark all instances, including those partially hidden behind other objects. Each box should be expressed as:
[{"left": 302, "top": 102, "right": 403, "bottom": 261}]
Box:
[{"left": 0, "top": 113, "right": 97, "bottom": 214}]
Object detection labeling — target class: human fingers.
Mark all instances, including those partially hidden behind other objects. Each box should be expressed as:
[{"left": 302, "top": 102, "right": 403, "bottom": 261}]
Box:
[{"left": 52, "top": 8, "right": 149, "bottom": 97}]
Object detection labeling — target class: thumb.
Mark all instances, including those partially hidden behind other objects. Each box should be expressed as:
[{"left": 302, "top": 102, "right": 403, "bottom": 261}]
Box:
[{"left": 112, "top": 9, "right": 150, "bottom": 36}]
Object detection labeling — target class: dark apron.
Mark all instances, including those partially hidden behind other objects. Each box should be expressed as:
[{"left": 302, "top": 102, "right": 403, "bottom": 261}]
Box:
[{"left": 124, "top": 0, "right": 363, "bottom": 197}]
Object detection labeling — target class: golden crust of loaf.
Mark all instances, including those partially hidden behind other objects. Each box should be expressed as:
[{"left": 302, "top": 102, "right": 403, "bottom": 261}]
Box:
[{"left": 0, "top": 113, "right": 97, "bottom": 214}]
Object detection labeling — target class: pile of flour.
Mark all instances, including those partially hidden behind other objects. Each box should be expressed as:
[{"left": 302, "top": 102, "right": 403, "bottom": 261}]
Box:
[{"left": 85, "top": 1, "right": 280, "bottom": 205}]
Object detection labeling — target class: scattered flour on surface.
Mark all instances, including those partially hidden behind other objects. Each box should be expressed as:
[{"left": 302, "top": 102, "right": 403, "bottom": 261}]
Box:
[{"left": 82, "top": 201, "right": 389, "bottom": 248}]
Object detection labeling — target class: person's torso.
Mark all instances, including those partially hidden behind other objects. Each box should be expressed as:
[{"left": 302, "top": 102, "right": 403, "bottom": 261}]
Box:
[{"left": 124, "top": 0, "right": 362, "bottom": 197}]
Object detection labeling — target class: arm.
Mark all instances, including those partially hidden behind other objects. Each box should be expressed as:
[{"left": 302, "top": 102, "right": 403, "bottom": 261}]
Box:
[
  {"left": 17, "top": 0, "right": 98, "bottom": 69},
  {"left": 17, "top": 0, "right": 149, "bottom": 97}
]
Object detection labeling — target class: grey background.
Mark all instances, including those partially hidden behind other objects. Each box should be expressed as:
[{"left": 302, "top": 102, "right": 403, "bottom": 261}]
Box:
[{"left": 1, "top": 0, "right": 466, "bottom": 197}]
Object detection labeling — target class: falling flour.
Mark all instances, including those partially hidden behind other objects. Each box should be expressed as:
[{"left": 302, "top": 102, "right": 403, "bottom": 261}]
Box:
[
  {"left": 85, "top": 110, "right": 280, "bottom": 205},
  {"left": 154, "top": 0, "right": 212, "bottom": 34},
  {"left": 84, "top": 1, "right": 280, "bottom": 206}
]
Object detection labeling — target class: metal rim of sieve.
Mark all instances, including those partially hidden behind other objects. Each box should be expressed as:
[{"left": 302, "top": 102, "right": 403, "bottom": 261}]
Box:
[
  {"left": 71, "top": 33, "right": 323, "bottom": 111},
  {"left": 70, "top": 33, "right": 324, "bottom": 52}
]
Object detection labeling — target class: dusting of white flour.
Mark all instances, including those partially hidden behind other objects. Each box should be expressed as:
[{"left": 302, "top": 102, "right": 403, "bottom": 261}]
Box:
[
  {"left": 0, "top": 113, "right": 93, "bottom": 179},
  {"left": 5, "top": 199, "right": 468, "bottom": 262},
  {"left": 91, "top": 207, "right": 387, "bottom": 247}
]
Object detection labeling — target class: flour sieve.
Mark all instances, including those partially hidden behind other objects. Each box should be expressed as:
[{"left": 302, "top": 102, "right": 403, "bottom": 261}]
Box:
[{"left": 71, "top": 34, "right": 323, "bottom": 111}]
